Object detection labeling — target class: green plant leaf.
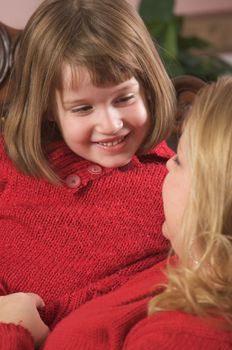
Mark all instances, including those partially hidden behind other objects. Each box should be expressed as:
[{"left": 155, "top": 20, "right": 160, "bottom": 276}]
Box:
[
  {"left": 139, "top": 0, "right": 174, "bottom": 22},
  {"left": 179, "top": 36, "right": 210, "bottom": 50},
  {"left": 164, "top": 20, "right": 178, "bottom": 58},
  {"left": 179, "top": 52, "right": 232, "bottom": 81},
  {"left": 139, "top": 0, "right": 232, "bottom": 81}
]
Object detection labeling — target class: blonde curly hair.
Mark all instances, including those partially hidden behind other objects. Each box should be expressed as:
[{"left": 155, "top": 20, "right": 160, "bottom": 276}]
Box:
[{"left": 149, "top": 76, "right": 232, "bottom": 327}]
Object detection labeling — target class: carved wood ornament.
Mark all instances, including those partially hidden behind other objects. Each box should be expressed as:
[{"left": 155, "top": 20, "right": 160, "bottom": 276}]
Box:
[{"left": 0, "top": 23, "right": 21, "bottom": 130}]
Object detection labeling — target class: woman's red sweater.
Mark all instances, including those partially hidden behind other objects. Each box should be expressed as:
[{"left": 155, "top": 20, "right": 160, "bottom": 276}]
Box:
[{"left": 1, "top": 259, "right": 231, "bottom": 349}]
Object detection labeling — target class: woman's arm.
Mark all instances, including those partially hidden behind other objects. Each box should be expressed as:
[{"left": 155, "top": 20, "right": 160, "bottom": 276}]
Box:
[{"left": 123, "top": 311, "right": 231, "bottom": 350}]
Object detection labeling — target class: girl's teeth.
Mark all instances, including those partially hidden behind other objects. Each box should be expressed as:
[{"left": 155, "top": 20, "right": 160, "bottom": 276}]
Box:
[{"left": 99, "top": 137, "right": 124, "bottom": 147}]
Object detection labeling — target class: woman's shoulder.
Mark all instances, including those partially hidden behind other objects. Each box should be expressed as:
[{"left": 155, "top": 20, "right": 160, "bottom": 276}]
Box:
[{"left": 124, "top": 310, "right": 232, "bottom": 350}]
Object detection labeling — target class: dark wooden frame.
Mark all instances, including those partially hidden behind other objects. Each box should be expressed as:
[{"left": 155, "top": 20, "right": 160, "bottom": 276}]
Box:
[{"left": 0, "top": 23, "right": 21, "bottom": 123}]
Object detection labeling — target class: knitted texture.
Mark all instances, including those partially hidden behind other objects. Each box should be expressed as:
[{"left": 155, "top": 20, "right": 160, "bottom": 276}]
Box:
[
  {"left": 0, "top": 324, "right": 33, "bottom": 350},
  {"left": 41, "top": 259, "right": 232, "bottom": 349},
  {"left": 0, "top": 138, "right": 173, "bottom": 334}
]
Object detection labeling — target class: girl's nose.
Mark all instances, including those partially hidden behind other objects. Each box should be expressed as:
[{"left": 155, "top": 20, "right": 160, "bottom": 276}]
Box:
[{"left": 95, "top": 109, "right": 123, "bottom": 135}]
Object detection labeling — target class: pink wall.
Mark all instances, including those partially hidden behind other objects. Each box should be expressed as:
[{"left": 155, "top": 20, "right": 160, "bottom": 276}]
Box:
[
  {"left": 175, "top": 0, "right": 232, "bottom": 15},
  {"left": 132, "top": 0, "right": 232, "bottom": 15},
  {"left": 0, "top": 0, "right": 42, "bottom": 28},
  {"left": 1, "top": 0, "right": 232, "bottom": 28},
  {"left": 129, "top": 0, "right": 140, "bottom": 8},
  {"left": 0, "top": 0, "right": 140, "bottom": 28}
]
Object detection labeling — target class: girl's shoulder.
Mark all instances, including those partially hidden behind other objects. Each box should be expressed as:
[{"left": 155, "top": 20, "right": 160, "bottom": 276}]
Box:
[
  {"left": 0, "top": 136, "right": 9, "bottom": 164},
  {"left": 0, "top": 136, "right": 18, "bottom": 181},
  {"left": 0, "top": 136, "right": 5, "bottom": 153},
  {"left": 150, "top": 140, "right": 175, "bottom": 159},
  {"left": 0, "top": 136, "right": 11, "bottom": 192},
  {"left": 137, "top": 141, "right": 175, "bottom": 167},
  {"left": 124, "top": 310, "right": 232, "bottom": 350}
]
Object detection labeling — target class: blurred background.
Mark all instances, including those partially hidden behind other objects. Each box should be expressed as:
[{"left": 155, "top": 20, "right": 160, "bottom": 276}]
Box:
[
  {"left": 137, "top": 0, "right": 232, "bottom": 80},
  {"left": 0, "top": 0, "right": 232, "bottom": 80}
]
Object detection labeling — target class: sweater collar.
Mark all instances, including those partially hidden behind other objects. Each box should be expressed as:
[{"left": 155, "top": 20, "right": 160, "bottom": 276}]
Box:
[{"left": 46, "top": 140, "right": 142, "bottom": 192}]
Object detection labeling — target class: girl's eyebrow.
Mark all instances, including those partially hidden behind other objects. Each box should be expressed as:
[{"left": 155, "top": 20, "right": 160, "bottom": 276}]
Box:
[
  {"left": 62, "top": 98, "right": 88, "bottom": 107},
  {"left": 113, "top": 81, "right": 139, "bottom": 91},
  {"left": 95, "top": 80, "right": 139, "bottom": 94}
]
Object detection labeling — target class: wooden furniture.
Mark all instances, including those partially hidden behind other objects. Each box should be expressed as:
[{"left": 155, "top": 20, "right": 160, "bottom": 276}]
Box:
[
  {"left": 0, "top": 22, "right": 205, "bottom": 149},
  {"left": 0, "top": 22, "right": 21, "bottom": 127}
]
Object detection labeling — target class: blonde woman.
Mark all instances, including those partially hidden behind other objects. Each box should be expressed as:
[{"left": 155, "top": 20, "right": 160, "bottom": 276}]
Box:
[{"left": 1, "top": 76, "right": 231, "bottom": 349}]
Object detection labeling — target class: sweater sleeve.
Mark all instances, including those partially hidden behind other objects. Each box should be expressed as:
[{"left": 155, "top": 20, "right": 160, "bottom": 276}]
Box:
[
  {"left": 0, "top": 137, "right": 14, "bottom": 297},
  {"left": 123, "top": 311, "right": 232, "bottom": 350},
  {"left": 0, "top": 139, "right": 34, "bottom": 349},
  {"left": 0, "top": 324, "right": 34, "bottom": 350}
]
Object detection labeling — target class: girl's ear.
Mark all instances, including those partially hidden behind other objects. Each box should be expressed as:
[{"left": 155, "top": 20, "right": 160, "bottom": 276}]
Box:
[{"left": 42, "top": 112, "right": 60, "bottom": 142}]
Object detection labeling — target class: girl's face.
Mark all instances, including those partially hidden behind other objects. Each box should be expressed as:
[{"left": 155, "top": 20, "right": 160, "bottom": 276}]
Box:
[
  {"left": 55, "top": 65, "right": 150, "bottom": 168},
  {"left": 162, "top": 132, "right": 191, "bottom": 256}
]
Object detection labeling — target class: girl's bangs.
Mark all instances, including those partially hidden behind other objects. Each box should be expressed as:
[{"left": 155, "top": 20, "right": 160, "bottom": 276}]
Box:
[{"left": 55, "top": 55, "right": 135, "bottom": 92}]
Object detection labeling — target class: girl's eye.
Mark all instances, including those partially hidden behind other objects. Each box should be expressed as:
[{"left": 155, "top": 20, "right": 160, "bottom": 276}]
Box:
[
  {"left": 115, "top": 94, "right": 135, "bottom": 105},
  {"left": 71, "top": 105, "right": 93, "bottom": 114}
]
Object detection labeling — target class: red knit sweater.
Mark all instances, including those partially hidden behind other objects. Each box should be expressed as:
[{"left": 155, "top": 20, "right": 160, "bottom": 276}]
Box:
[
  {"left": 0, "top": 137, "right": 172, "bottom": 334},
  {"left": 1, "top": 259, "right": 231, "bottom": 349}
]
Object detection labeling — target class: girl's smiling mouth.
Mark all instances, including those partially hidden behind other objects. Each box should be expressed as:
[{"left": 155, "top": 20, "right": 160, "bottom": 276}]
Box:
[
  {"left": 97, "top": 135, "right": 127, "bottom": 147},
  {"left": 93, "top": 133, "right": 130, "bottom": 151}
]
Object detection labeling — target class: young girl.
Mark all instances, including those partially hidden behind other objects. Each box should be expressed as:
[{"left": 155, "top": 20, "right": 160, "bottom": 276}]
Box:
[
  {"left": 0, "top": 0, "right": 176, "bottom": 340},
  {"left": 1, "top": 76, "right": 230, "bottom": 349}
]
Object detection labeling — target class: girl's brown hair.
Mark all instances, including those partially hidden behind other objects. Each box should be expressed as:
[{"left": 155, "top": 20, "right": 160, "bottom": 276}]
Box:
[
  {"left": 4, "top": 0, "right": 176, "bottom": 183},
  {"left": 149, "top": 76, "right": 232, "bottom": 327}
]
